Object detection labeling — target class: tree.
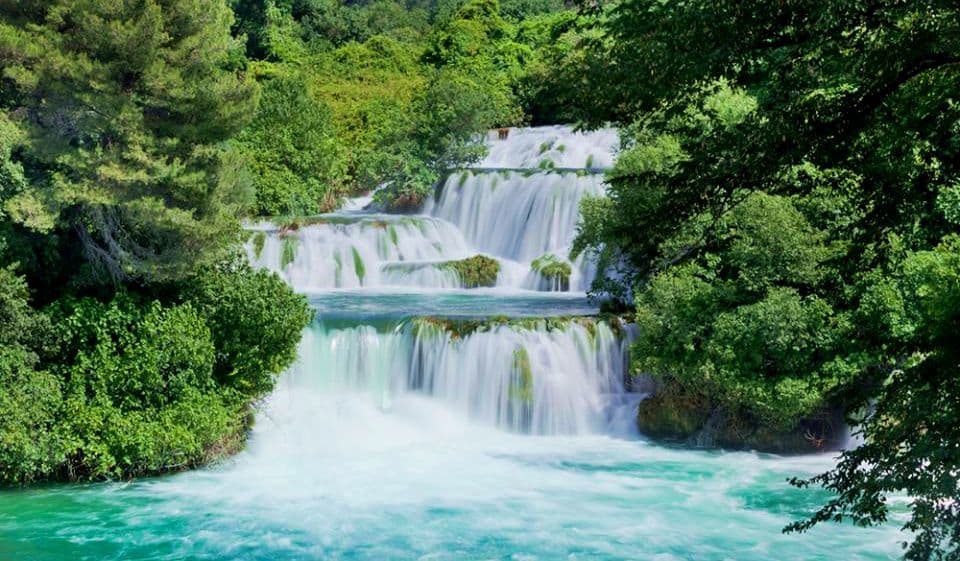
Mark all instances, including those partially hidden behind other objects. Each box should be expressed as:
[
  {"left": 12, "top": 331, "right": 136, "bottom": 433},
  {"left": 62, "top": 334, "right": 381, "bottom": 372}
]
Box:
[
  {"left": 787, "top": 237, "right": 960, "bottom": 561},
  {"left": 236, "top": 69, "right": 347, "bottom": 215},
  {"left": 0, "top": 0, "right": 258, "bottom": 282},
  {"left": 568, "top": 1, "right": 960, "bottom": 554}
]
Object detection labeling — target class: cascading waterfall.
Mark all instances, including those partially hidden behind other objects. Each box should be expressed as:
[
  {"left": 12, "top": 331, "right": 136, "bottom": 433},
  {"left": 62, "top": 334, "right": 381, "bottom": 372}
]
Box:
[
  {"left": 247, "top": 125, "right": 618, "bottom": 293},
  {"left": 424, "top": 170, "right": 603, "bottom": 290},
  {"left": 246, "top": 216, "right": 471, "bottom": 290},
  {"left": 424, "top": 171, "right": 603, "bottom": 261},
  {"left": 289, "top": 318, "right": 632, "bottom": 435}
]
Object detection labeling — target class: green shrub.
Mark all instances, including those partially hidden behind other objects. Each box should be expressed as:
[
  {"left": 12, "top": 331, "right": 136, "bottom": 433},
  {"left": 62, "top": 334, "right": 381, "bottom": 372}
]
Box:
[
  {"left": 530, "top": 253, "right": 571, "bottom": 290},
  {"left": 182, "top": 264, "right": 313, "bottom": 397},
  {"left": 442, "top": 255, "right": 500, "bottom": 287}
]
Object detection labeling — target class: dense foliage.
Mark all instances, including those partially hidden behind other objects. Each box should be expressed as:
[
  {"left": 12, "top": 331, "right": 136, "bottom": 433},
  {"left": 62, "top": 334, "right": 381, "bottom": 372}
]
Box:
[
  {"left": 569, "top": 1, "right": 959, "bottom": 558},
  {"left": 229, "top": 0, "right": 583, "bottom": 214},
  {"left": 0, "top": 1, "right": 311, "bottom": 484}
]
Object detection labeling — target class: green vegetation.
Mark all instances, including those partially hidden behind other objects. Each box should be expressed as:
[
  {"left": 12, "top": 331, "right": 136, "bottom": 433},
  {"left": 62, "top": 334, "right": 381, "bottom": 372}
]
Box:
[
  {"left": 567, "top": 1, "right": 960, "bottom": 556},
  {"left": 510, "top": 347, "right": 534, "bottom": 404},
  {"left": 410, "top": 314, "right": 621, "bottom": 340},
  {"left": 280, "top": 236, "right": 300, "bottom": 269},
  {"left": 0, "top": 1, "right": 311, "bottom": 484},
  {"left": 441, "top": 255, "right": 500, "bottom": 288},
  {"left": 251, "top": 231, "right": 268, "bottom": 260},
  {"left": 0, "top": 264, "right": 310, "bottom": 485},
  {"left": 227, "top": 0, "right": 576, "bottom": 213},
  {"left": 530, "top": 254, "right": 571, "bottom": 291},
  {"left": 351, "top": 247, "right": 366, "bottom": 284}
]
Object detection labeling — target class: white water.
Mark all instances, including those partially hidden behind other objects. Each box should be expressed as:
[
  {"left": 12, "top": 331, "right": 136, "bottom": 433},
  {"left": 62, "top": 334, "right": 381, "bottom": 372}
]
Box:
[
  {"left": 248, "top": 126, "right": 618, "bottom": 292},
  {"left": 476, "top": 125, "right": 619, "bottom": 169},
  {"left": 247, "top": 216, "right": 471, "bottom": 290},
  {"left": 295, "top": 319, "right": 633, "bottom": 435}
]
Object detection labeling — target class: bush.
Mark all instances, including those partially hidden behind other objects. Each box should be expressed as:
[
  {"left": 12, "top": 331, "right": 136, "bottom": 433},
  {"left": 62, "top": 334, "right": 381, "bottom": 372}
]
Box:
[
  {"left": 182, "top": 264, "right": 313, "bottom": 397},
  {"left": 442, "top": 255, "right": 500, "bottom": 288},
  {"left": 0, "top": 347, "right": 67, "bottom": 485}
]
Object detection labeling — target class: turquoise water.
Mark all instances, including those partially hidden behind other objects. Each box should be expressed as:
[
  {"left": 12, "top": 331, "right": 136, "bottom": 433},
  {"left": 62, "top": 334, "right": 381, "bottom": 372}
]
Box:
[
  {"left": 0, "top": 292, "right": 907, "bottom": 561},
  {"left": 305, "top": 289, "right": 598, "bottom": 320},
  {"left": 0, "top": 123, "right": 912, "bottom": 559},
  {"left": 0, "top": 416, "right": 904, "bottom": 561}
]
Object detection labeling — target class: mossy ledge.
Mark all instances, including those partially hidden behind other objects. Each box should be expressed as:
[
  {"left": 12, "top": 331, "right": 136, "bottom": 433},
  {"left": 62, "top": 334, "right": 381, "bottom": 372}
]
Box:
[
  {"left": 267, "top": 215, "right": 424, "bottom": 233},
  {"left": 440, "top": 255, "right": 500, "bottom": 288},
  {"left": 410, "top": 314, "right": 629, "bottom": 340},
  {"left": 530, "top": 253, "right": 572, "bottom": 291},
  {"left": 636, "top": 378, "right": 847, "bottom": 454}
]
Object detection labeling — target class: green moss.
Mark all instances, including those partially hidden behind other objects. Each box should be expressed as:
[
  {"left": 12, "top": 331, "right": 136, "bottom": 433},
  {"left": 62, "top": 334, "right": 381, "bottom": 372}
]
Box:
[
  {"left": 333, "top": 250, "right": 343, "bottom": 285},
  {"left": 510, "top": 347, "right": 534, "bottom": 404},
  {"left": 531, "top": 254, "right": 572, "bottom": 291},
  {"left": 538, "top": 140, "right": 555, "bottom": 154},
  {"left": 585, "top": 154, "right": 595, "bottom": 169},
  {"left": 251, "top": 231, "right": 266, "bottom": 260},
  {"left": 351, "top": 247, "right": 366, "bottom": 284},
  {"left": 537, "top": 158, "right": 556, "bottom": 170},
  {"left": 409, "top": 315, "right": 625, "bottom": 340},
  {"left": 458, "top": 171, "right": 470, "bottom": 188},
  {"left": 280, "top": 236, "right": 298, "bottom": 269},
  {"left": 441, "top": 254, "right": 500, "bottom": 288}
]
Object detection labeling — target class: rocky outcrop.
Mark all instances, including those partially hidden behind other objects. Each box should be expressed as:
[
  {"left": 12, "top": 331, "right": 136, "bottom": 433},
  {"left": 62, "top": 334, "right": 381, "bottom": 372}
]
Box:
[{"left": 637, "top": 380, "right": 847, "bottom": 454}]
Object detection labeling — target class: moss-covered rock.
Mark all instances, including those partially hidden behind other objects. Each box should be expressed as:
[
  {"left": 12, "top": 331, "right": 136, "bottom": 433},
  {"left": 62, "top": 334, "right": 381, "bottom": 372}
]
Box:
[
  {"left": 442, "top": 255, "right": 500, "bottom": 288},
  {"left": 636, "top": 383, "right": 714, "bottom": 440},
  {"left": 530, "top": 253, "right": 572, "bottom": 291},
  {"left": 637, "top": 379, "right": 846, "bottom": 453},
  {"left": 531, "top": 254, "right": 572, "bottom": 291}
]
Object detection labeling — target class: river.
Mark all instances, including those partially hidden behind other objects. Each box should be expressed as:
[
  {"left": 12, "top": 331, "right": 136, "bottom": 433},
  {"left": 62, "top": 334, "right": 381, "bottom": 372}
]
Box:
[{"left": 0, "top": 126, "right": 906, "bottom": 560}]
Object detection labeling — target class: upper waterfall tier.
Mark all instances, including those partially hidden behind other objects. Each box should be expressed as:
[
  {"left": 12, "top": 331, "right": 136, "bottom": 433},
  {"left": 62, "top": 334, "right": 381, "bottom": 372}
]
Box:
[
  {"left": 247, "top": 125, "right": 619, "bottom": 293},
  {"left": 425, "top": 170, "right": 604, "bottom": 263},
  {"left": 474, "top": 125, "right": 619, "bottom": 170},
  {"left": 247, "top": 215, "right": 472, "bottom": 291}
]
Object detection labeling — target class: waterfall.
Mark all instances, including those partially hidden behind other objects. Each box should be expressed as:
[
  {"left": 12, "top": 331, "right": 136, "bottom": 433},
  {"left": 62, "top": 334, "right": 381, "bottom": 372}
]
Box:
[
  {"left": 424, "top": 171, "right": 604, "bottom": 261},
  {"left": 246, "top": 215, "right": 471, "bottom": 290},
  {"left": 424, "top": 171, "right": 603, "bottom": 290},
  {"left": 288, "top": 317, "right": 633, "bottom": 435},
  {"left": 476, "top": 125, "right": 619, "bottom": 170},
  {"left": 246, "top": 125, "right": 618, "bottom": 293}
]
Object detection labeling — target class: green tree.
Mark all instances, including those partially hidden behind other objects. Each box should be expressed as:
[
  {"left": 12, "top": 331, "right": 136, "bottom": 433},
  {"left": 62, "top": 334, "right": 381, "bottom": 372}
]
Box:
[
  {"left": 568, "top": 1, "right": 960, "bottom": 554},
  {"left": 181, "top": 263, "right": 313, "bottom": 397},
  {"left": 236, "top": 69, "right": 347, "bottom": 215},
  {"left": 0, "top": 0, "right": 258, "bottom": 282},
  {"left": 788, "top": 236, "right": 960, "bottom": 561}
]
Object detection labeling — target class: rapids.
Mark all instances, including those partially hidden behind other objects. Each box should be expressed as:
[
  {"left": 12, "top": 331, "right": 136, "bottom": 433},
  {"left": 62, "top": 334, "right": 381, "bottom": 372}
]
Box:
[{"left": 0, "top": 127, "right": 907, "bottom": 561}]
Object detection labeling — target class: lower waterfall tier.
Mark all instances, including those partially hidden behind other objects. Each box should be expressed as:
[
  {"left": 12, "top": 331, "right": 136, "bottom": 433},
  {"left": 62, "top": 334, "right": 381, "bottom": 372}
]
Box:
[{"left": 289, "top": 317, "right": 635, "bottom": 435}]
